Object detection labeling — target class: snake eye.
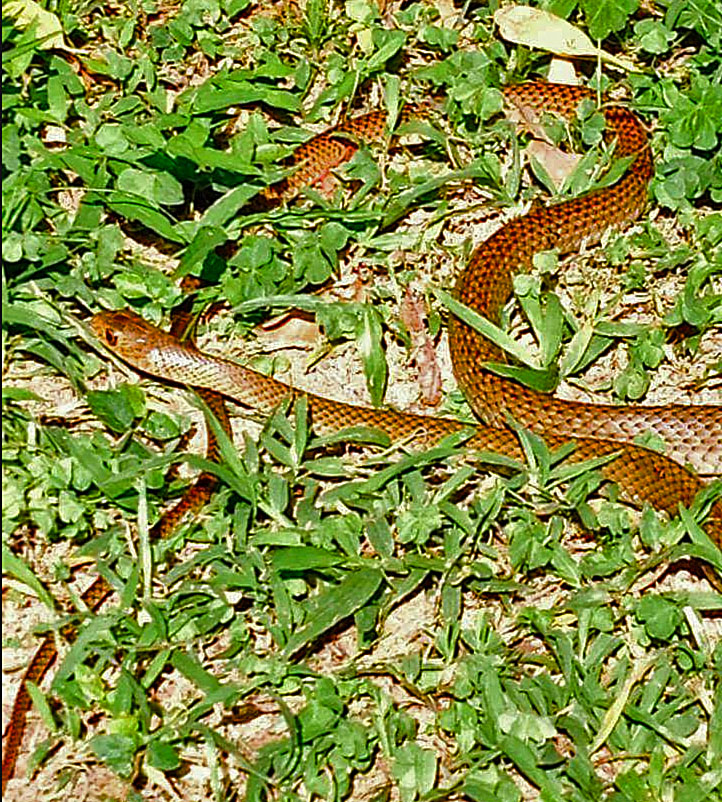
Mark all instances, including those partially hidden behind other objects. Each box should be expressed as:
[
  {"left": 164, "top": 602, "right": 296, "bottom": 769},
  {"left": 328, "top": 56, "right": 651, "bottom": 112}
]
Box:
[{"left": 105, "top": 328, "right": 118, "bottom": 347}]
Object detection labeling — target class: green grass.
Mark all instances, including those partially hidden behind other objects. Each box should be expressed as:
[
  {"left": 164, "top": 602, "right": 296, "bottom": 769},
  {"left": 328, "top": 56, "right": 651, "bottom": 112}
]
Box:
[{"left": 2, "top": 1, "right": 721, "bottom": 801}]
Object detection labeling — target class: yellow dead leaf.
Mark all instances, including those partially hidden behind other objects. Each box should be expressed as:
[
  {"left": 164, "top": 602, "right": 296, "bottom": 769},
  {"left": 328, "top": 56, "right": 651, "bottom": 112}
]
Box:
[
  {"left": 494, "top": 6, "right": 639, "bottom": 73},
  {"left": 5, "top": 0, "right": 66, "bottom": 50}
]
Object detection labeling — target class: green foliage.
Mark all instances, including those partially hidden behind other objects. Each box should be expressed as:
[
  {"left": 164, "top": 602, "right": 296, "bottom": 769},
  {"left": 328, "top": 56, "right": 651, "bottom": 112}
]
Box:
[
  {"left": 2, "top": 1, "right": 720, "bottom": 800},
  {"left": 579, "top": 0, "right": 640, "bottom": 40}
]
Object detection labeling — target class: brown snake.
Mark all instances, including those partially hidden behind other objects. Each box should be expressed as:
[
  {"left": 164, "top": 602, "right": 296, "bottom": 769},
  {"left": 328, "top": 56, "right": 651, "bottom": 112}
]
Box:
[
  {"left": 4, "top": 81, "right": 721, "bottom": 791},
  {"left": 1, "top": 287, "right": 232, "bottom": 791}
]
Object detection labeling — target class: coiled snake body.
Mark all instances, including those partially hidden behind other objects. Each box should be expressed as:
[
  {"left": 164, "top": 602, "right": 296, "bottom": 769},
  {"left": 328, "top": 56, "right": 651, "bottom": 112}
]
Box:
[{"left": 4, "top": 81, "right": 721, "bottom": 792}]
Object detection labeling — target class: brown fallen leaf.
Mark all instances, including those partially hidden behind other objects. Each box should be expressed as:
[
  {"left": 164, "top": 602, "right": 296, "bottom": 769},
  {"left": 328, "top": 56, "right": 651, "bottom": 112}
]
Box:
[
  {"left": 257, "top": 311, "right": 320, "bottom": 350},
  {"left": 504, "top": 87, "right": 584, "bottom": 193},
  {"left": 526, "top": 140, "right": 582, "bottom": 191},
  {"left": 400, "top": 286, "right": 442, "bottom": 407}
]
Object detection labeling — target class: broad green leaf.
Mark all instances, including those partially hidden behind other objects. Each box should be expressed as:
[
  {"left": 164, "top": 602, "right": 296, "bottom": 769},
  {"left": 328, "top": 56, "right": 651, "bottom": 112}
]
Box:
[
  {"left": 435, "top": 289, "right": 543, "bottom": 370},
  {"left": 283, "top": 568, "right": 383, "bottom": 655},
  {"left": 579, "top": 0, "right": 639, "bottom": 40}
]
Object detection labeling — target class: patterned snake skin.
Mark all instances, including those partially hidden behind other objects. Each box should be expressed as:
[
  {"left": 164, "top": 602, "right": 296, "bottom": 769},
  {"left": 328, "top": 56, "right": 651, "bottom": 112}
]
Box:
[
  {"left": 451, "top": 83, "right": 720, "bottom": 476},
  {"left": 88, "top": 308, "right": 722, "bottom": 539}
]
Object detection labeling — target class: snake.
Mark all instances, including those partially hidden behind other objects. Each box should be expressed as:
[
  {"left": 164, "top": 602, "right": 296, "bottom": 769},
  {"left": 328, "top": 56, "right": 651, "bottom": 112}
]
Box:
[
  {"left": 1, "top": 286, "right": 232, "bottom": 792},
  {"left": 4, "top": 81, "right": 721, "bottom": 792}
]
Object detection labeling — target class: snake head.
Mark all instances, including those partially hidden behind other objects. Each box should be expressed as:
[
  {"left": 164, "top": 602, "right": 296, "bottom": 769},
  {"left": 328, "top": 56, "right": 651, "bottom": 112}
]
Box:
[{"left": 90, "top": 310, "right": 173, "bottom": 371}]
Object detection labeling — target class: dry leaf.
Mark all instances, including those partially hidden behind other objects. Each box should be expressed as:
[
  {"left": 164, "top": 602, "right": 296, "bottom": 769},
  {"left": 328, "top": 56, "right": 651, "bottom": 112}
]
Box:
[
  {"left": 525, "top": 141, "right": 582, "bottom": 190},
  {"left": 494, "top": 6, "right": 639, "bottom": 73},
  {"left": 257, "top": 313, "right": 321, "bottom": 349},
  {"left": 400, "top": 287, "right": 442, "bottom": 406},
  {"left": 5, "top": 0, "right": 67, "bottom": 50},
  {"left": 547, "top": 58, "right": 579, "bottom": 85},
  {"left": 505, "top": 87, "right": 583, "bottom": 192}
]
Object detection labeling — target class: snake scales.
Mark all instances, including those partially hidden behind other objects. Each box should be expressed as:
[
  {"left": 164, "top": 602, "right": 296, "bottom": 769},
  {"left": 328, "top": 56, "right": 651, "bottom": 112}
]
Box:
[{"left": 4, "top": 81, "right": 721, "bottom": 791}]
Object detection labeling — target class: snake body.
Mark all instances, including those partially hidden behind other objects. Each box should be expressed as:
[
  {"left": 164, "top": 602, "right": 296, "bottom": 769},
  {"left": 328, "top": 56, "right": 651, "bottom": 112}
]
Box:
[
  {"left": 90, "top": 82, "right": 721, "bottom": 523},
  {"left": 261, "top": 82, "right": 721, "bottom": 475},
  {"left": 89, "top": 308, "right": 722, "bottom": 540},
  {"left": 4, "top": 81, "right": 721, "bottom": 791},
  {"left": 452, "top": 83, "right": 721, "bottom": 476},
  {"left": 1, "top": 298, "right": 231, "bottom": 793}
]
